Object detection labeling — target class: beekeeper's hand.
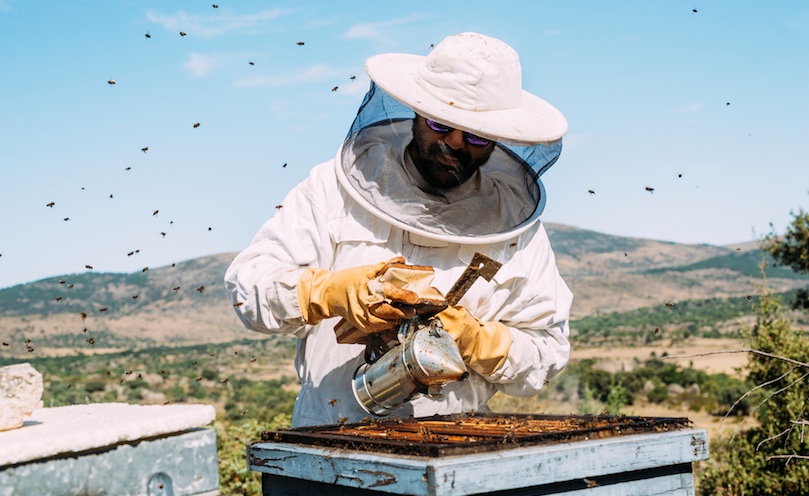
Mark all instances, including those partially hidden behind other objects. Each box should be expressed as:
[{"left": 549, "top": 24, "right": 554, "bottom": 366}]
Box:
[
  {"left": 436, "top": 306, "right": 513, "bottom": 376},
  {"left": 297, "top": 256, "right": 423, "bottom": 334}
]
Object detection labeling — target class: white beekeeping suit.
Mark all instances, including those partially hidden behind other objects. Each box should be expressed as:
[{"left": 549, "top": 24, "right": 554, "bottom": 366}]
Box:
[{"left": 225, "top": 32, "right": 573, "bottom": 427}]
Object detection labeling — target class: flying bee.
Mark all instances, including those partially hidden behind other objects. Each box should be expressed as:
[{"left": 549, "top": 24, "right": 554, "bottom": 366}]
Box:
[
  {"left": 296, "top": 41, "right": 304, "bottom": 45},
  {"left": 275, "top": 205, "right": 283, "bottom": 210},
  {"left": 233, "top": 302, "right": 243, "bottom": 307},
  {"left": 588, "top": 190, "right": 595, "bottom": 195},
  {"left": 132, "top": 295, "right": 139, "bottom": 300},
  {"left": 249, "top": 61, "right": 254, "bottom": 65},
  {"left": 59, "top": 280, "right": 66, "bottom": 285},
  {"left": 209, "top": 353, "right": 215, "bottom": 357},
  {"left": 665, "top": 302, "right": 675, "bottom": 308},
  {"left": 197, "top": 286, "right": 205, "bottom": 293},
  {"left": 208, "top": 227, "right": 212, "bottom": 231},
  {"left": 142, "top": 267, "right": 148, "bottom": 272},
  {"left": 282, "top": 163, "right": 287, "bottom": 168},
  {"left": 193, "top": 123, "right": 200, "bottom": 128},
  {"left": 125, "top": 370, "right": 132, "bottom": 376},
  {"left": 27, "top": 347, "right": 34, "bottom": 353},
  {"left": 196, "top": 377, "right": 202, "bottom": 382},
  {"left": 46, "top": 202, "right": 55, "bottom": 207},
  {"left": 212, "top": 4, "right": 218, "bottom": 8},
  {"left": 161, "top": 232, "right": 166, "bottom": 238},
  {"left": 125, "top": 167, "right": 131, "bottom": 171},
  {"left": 153, "top": 210, "right": 159, "bottom": 216},
  {"left": 331, "top": 86, "right": 338, "bottom": 91},
  {"left": 173, "top": 286, "right": 181, "bottom": 292},
  {"left": 87, "top": 338, "right": 95, "bottom": 345},
  {"left": 645, "top": 187, "right": 654, "bottom": 194},
  {"left": 55, "top": 297, "right": 62, "bottom": 302},
  {"left": 67, "top": 384, "right": 72, "bottom": 389},
  {"left": 191, "top": 361, "right": 197, "bottom": 365},
  {"left": 1, "top": 342, "right": 7, "bottom": 347},
  {"left": 82, "top": 328, "right": 87, "bottom": 333},
  {"left": 86, "top": 265, "right": 93, "bottom": 270},
  {"left": 180, "top": 31, "right": 187, "bottom": 37},
  {"left": 220, "top": 378, "right": 228, "bottom": 384},
  {"left": 141, "top": 147, "right": 148, "bottom": 153},
  {"left": 63, "top": 217, "right": 70, "bottom": 221},
  {"left": 328, "top": 399, "right": 337, "bottom": 406},
  {"left": 145, "top": 32, "right": 151, "bottom": 39},
  {"left": 98, "top": 307, "right": 107, "bottom": 313},
  {"left": 127, "top": 251, "right": 134, "bottom": 256},
  {"left": 81, "top": 312, "right": 87, "bottom": 321},
  {"left": 108, "top": 79, "right": 116, "bottom": 85},
  {"left": 160, "top": 370, "right": 167, "bottom": 375},
  {"left": 67, "top": 284, "right": 73, "bottom": 288},
  {"left": 338, "top": 416, "right": 348, "bottom": 424},
  {"left": 250, "top": 358, "right": 256, "bottom": 363},
  {"left": 350, "top": 75, "right": 356, "bottom": 80}
]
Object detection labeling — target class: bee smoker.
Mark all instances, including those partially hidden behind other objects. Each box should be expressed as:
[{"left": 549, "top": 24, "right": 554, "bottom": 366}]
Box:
[{"left": 352, "top": 314, "right": 468, "bottom": 417}]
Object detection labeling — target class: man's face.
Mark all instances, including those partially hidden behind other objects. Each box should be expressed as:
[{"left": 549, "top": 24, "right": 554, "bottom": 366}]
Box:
[{"left": 408, "top": 116, "right": 495, "bottom": 189}]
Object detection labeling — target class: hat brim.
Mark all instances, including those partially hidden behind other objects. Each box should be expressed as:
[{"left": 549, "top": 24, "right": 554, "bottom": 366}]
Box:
[{"left": 366, "top": 53, "right": 568, "bottom": 145}]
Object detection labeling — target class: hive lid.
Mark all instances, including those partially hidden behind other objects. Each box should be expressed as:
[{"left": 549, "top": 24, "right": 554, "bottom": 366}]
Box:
[{"left": 0, "top": 403, "right": 215, "bottom": 467}]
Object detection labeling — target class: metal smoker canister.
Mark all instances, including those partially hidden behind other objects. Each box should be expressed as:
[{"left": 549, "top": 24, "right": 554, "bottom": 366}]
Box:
[{"left": 352, "top": 320, "right": 468, "bottom": 416}]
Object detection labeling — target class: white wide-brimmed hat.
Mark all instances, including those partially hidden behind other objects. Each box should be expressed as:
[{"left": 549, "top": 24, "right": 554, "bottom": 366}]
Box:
[{"left": 365, "top": 32, "right": 568, "bottom": 145}]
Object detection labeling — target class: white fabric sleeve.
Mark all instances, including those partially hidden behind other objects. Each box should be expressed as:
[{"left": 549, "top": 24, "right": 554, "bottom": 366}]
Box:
[
  {"left": 224, "top": 162, "right": 336, "bottom": 337},
  {"left": 482, "top": 225, "right": 573, "bottom": 396}
]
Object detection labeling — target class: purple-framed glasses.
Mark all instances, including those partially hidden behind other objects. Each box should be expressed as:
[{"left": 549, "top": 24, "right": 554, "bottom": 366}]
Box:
[{"left": 424, "top": 118, "right": 492, "bottom": 147}]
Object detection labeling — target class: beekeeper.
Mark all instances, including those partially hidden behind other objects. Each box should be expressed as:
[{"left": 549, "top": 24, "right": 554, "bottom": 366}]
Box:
[{"left": 225, "top": 32, "right": 573, "bottom": 427}]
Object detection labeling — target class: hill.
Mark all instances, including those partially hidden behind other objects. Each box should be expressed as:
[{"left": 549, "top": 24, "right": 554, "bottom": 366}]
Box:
[{"left": 1, "top": 224, "right": 807, "bottom": 354}]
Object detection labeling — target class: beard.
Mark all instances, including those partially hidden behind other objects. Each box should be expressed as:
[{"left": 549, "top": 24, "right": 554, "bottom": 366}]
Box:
[{"left": 409, "top": 119, "right": 494, "bottom": 189}]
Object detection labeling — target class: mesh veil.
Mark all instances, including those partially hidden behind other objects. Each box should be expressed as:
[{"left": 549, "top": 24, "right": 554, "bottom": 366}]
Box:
[{"left": 336, "top": 83, "right": 563, "bottom": 243}]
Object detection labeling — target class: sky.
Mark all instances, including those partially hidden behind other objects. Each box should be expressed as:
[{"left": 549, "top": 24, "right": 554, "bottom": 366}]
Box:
[{"left": 1, "top": 1, "right": 807, "bottom": 289}]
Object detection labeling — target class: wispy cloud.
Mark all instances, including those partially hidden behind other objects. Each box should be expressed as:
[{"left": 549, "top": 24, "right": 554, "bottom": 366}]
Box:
[
  {"left": 233, "top": 64, "right": 343, "bottom": 88},
  {"left": 343, "top": 14, "right": 426, "bottom": 43},
  {"left": 183, "top": 52, "right": 248, "bottom": 77},
  {"left": 147, "top": 8, "right": 293, "bottom": 37},
  {"left": 672, "top": 103, "right": 703, "bottom": 114}
]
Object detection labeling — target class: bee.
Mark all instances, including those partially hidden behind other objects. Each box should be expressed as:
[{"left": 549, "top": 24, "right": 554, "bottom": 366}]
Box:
[
  {"left": 109, "top": 194, "right": 114, "bottom": 199},
  {"left": 63, "top": 217, "right": 70, "bottom": 221},
  {"left": 161, "top": 232, "right": 166, "bottom": 238},
  {"left": 164, "top": 401, "right": 170, "bottom": 405},
  {"left": 46, "top": 202, "right": 55, "bottom": 207},
  {"left": 296, "top": 41, "right": 304, "bottom": 45},
  {"left": 429, "top": 44, "right": 435, "bottom": 49},
  {"left": 67, "top": 284, "right": 73, "bottom": 289},
  {"left": 624, "top": 253, "right": 628, "bottom": 257},
  {"left": 86, "top": 265, "right": 93, "bottom": 270},
  {"left": 208, "top": 227, "right": 212, "bottom": 231},
  {"left": 141, "top": 147, "right": 148, "bottom": 153},
  {"left": 249, "top": 61, "right": 254, "bottom": 66},
  {"left": 193, "top": 123, "right": 200, "bottom": 128},
  {"left": 282, "top": 163, "right": 287, "bottom": 168},
  {"left": 588, "top": 190, "right": 595, "bottom": 195},
  {"left": 59, "top": 280, "right": 66, "bottom": 285},
  {"left": 1, "top": 342, "right": 7, "bottom": 347},
  {"left": 135, "top": 249, "right": 140, "bottom": 253},
  {"left": 55, "top": 297, "right": 62, "bottom": 302},
  {"left": 137, "top": 373, "right": 142, "bottom": 379},
  {"left": 125, "top": 371, "right": 132, "bottom": 376},
  {"left": 665, "top": 302, "right": 675, "bottom": 308},
  {"left": 132, "top": 295, "right": 139, "bottom": 300},
  {"left": 81, "top": 312, "right": 87, "bottom": 321},
  {"left": 108, "top": 79, "right": 116, "bottom": 85},
  {"left": 153, "top": 210, "right": 159, "bottom": 216},
  {"left": 233, "top": 302, "right": 243, "bottom": 307},
  {"left": 331, "top": 86, "right": 338, "bottom": 91},
  {"left": 142, "top": 267, "right": 148, "bottom": 272},
  {"left": 67, "top": 384, "right": 72, "bottom": 388},
  {"left": 145, "top": 32, "right": 151, "bottom": 39},
  {"left": 328, "top": 399, "right": 337, "bottom": 406},
  {"left": 27, "top": 347, "right": 34, "bottom": 353},
  {"left": 747, "top": 295, "right": 753, "bottom": 300},
  {"left": 191, "top": 361, "right": 197, "bottom": 365},
  {"left": 106, "top": 371, "right": 112, "bottom": 376},
  {"left": 127, "top": 251, "right": 134, "bottom": 256},
  {"left": 82, "top": 328, "right": 87, "bottom": 333},
  {"left": 338, "top": 416, "right": 348, "bottom": 424},
  {"left": 692, "top": 9, "right": 697, "bottom": 13},
  {"left": 645, "top": 187, "right": 654, "bottom": 194},
  {"left": 98, "top": 307, "right": 107, "bottom": 313},
  {"left": 726, "top": 102, "right": 730, "bottom": 106},
  {"left": 234, "top": 351, "right": 238, "bottom": 355},
  {"left": 160, "top": 370, "right": 167, "bottom": 375},
  {"left": 509, "top": 242, "right": 517, "bottom": 248},
  {"left": 197, "top": 286, "right": 205, "bottom": 293},
  {"left": 173, "top": 286, "right": 181, "bottom": 292},
  {"left": 220, "top": 378, "right": 229, "bottom": 384},
  {"left": 25, "top": 339, "right": 31, "bottom": 344},
  {"left": 584, "top": 478, "right": 597, "bottom": 488},
  {"left": 654, "top": 327, "right": 660, "bottom": 334},
  {"left": 180, "top": 31, "right": 187, "bottom": 37},
  {"left": 209, "top": 353, "right": 215, "bottom": 357},
  {"left": 350, "top": 75, "right": 356, "bottom": 80},
  {"left": 119, "top": 379, "right": 124, "bottom": 384},
  {"left": 125, "top": 167, "right": 131, "bottom": 171},
  {"left": 678, "top": 173, "right": 683, "bottom": 178},
  {"left": 240, "top": 410, "right": 248, "bottom": 416},
  {"left": 275, "top": 205, "right": 283, "bottom": 210},
  {"left": 196, "top": 377, "right": 202, "bottom": 382},
  {"left": 87, "top": 337, "right": 95, "bottom": 345},
  {"left": 250, "top": 358, "right": 256, "bottom": 363},
  {"left": 212, "top": 4, "right": 218, "bottom": 8}
]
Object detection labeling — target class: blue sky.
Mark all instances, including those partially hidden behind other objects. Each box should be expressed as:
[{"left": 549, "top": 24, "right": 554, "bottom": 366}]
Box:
[{"left": 1, "top": 1, "right": 807, "bottom": 289}]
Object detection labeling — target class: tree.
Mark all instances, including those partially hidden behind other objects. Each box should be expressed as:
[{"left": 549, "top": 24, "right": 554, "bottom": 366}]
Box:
[{"left": 698, "top": 209, "right": 809, "bottom": 495}]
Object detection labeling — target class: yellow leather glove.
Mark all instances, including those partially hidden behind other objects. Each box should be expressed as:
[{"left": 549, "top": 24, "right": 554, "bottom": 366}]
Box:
[
  {"left": 435, "top": 306, "right": 513, "bottom": 376},
  {"left": 297, "top": 256, "right": 425, "bottom": 335}
]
